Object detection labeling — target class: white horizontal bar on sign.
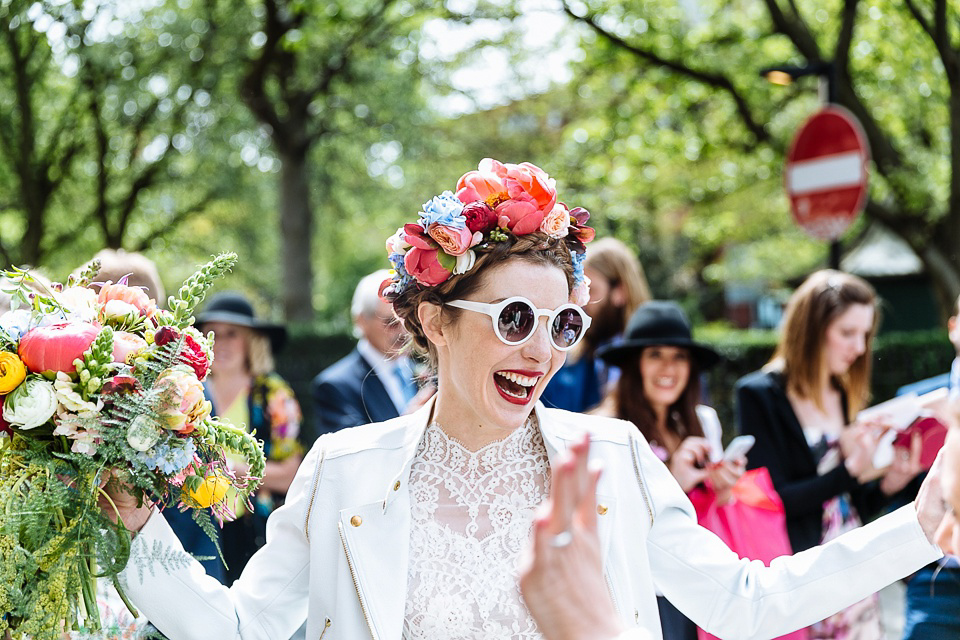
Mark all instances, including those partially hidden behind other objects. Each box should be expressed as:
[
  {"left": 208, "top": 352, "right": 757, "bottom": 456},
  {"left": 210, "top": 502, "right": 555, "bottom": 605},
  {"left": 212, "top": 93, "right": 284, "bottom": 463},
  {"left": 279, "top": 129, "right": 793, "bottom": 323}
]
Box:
[{"left": 787, "top": 151, "right": 864, "bottom": 195}]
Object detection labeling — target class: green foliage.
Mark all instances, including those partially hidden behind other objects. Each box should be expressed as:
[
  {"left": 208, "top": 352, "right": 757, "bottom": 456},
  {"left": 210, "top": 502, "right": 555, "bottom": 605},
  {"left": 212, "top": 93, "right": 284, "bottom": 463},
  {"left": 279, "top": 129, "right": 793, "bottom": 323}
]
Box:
[{"left": 162, "top": 252, "right": 238, "bottom": 328}]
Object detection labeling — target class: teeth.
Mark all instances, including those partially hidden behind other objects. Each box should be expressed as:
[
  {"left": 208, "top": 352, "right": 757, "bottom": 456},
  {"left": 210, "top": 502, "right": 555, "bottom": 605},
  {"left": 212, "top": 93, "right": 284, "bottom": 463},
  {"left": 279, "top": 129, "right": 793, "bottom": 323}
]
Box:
[{"left": 496, "top": 371, "right": 540, "bottom": 387}]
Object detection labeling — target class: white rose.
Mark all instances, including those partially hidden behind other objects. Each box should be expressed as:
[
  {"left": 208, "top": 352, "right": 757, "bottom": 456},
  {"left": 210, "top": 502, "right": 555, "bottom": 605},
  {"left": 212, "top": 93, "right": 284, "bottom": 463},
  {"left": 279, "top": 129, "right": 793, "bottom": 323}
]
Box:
[
  {"left": 3, "top": 378, "right": 58, "bottom": 429},
  {"left": 103, "top": 299, "right": 139, "bottom": 321},
  {"left": 453, "top": 250, "right": 477, "bottom": 275}
]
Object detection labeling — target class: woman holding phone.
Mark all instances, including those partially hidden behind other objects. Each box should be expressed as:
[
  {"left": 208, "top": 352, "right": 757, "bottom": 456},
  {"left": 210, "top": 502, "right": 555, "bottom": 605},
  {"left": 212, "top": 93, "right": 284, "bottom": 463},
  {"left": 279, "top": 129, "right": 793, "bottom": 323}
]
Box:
[
  {"left": 735, "top": 270, "right": 924, "bottom": 639},
  {"left": 592, "top": 300, "right": 746, "bottom": 639}
]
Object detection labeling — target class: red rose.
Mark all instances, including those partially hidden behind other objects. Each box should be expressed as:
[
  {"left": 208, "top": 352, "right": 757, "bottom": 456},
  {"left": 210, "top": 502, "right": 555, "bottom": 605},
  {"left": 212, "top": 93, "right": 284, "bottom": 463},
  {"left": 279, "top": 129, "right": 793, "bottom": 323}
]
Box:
[
  {"left": 180, "top": 334, "right": 210, "bottom": 381},
  {"left": 461, "top": 201, "right": 498, "bottom": 233}
]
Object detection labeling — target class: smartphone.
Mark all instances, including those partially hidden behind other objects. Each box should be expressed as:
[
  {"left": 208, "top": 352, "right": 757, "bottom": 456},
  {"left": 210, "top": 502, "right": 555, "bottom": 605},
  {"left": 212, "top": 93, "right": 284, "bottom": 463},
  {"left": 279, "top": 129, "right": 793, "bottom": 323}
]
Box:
[{"left": 722, "top": 435, "right": 755, "bottom": 461}]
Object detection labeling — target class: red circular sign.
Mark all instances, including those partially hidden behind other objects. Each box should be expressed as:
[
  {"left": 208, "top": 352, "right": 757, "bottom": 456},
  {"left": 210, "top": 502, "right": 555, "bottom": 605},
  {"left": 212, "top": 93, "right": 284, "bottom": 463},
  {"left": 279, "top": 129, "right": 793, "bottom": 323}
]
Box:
[{"left": 785, "top": 106, "right": 869, "bottom": 240}]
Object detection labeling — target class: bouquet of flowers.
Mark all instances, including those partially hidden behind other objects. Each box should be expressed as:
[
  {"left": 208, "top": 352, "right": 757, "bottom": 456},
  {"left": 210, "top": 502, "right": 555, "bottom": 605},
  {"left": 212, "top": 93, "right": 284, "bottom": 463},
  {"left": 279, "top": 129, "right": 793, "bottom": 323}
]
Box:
[{"left": 0, "top": 253, "right": 265, "bottom": 638}]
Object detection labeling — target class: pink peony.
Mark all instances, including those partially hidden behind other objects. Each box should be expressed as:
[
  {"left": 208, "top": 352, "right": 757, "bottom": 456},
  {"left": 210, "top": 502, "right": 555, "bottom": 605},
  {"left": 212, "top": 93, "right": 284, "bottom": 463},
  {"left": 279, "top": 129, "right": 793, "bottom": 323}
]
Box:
[
  {"left": 113, "top": 331, "right": 148, "bottom": 365},
  {"left": 495, "top": 198, "right": 544, "bottom": 235},
  {"left": 461, "top": 201, "right": 498, "bottom": 233},
  {"left": 98, "top": 281, "right": 158, "bottom": 318},
  {"left": 540, "top": 203, "right": 571, "bottom": 238},
  {"left": 427, "top": 223, "right": 473, "bottom": 256},
  {"left": 18, "top": 323, "right": 100, "bottom": 373},
  {"left": 404, "top": 247, "right": 453, "bottom": 286},
  {"left": 455, "top": 158, "right": 508, "bottom": 204},
  {"left": 503, "top": 162, "right": 557, "bottom": 214}
]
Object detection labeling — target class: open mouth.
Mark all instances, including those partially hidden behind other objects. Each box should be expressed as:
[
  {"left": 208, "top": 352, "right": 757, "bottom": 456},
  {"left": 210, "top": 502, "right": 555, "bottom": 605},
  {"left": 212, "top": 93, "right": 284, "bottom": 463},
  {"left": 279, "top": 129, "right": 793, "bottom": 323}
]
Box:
[{"left": 494, "top": 371, "right": 541, "bottom": 405}]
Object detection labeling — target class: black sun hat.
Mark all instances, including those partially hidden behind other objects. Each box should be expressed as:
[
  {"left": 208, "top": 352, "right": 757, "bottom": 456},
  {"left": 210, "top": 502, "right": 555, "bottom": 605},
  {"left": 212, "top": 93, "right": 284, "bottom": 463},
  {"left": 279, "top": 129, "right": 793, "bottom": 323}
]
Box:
[
  {"left": 596, "top": 300, "right": 721, "bottom": 370},
  {"left": 194, "top": 291, "right": 288, "bottom": 354}
]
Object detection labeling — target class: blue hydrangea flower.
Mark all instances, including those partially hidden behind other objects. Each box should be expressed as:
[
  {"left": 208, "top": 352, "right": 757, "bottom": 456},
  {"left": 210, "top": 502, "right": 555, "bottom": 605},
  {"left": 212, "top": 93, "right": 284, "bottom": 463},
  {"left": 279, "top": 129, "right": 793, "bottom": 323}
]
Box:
[
  {"left": 571, "top": 250, "right": 587, "bottom": 288},
  {"left": 137, "top": 437, "right": 197, "bottom": 475},
  {"left": 0, "top": 309, "right": 33, "bottom": 342},
  {"left": 419, "top": 191, "right": 466, "bottom": 229}
]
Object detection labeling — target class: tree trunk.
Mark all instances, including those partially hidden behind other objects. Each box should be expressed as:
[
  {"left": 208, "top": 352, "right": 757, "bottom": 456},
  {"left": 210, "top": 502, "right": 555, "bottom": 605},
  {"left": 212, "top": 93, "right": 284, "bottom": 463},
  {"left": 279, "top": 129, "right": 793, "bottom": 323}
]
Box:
[{"left": 278, "top": 147, "right": 315, "bottom": 324}]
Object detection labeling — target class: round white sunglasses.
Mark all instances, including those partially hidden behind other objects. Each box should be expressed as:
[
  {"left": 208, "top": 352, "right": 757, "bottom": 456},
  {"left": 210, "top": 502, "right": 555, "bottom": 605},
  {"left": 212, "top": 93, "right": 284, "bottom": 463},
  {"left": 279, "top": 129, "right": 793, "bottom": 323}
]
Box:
[{"left": 446, "top": 296, "right": 592, "bottom": 351}]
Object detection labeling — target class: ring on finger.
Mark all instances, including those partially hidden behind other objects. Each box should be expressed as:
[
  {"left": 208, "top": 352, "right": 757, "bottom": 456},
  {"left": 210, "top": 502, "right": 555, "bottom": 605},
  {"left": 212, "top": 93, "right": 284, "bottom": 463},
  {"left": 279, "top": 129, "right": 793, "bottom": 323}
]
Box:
[{"left": 549, "top": 531, "right": 573, "bottom": 548}]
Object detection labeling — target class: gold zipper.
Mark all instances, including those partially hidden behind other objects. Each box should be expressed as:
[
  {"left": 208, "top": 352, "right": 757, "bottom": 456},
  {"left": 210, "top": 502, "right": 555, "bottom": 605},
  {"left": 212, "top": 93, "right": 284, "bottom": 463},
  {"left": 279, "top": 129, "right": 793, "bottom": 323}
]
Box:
[
  {"left": 338, "top": 522, "right": 378, "bottom": 640},
  {"left": 630, "top": 437, "right": 655, "bottom": 527},
  {"left": 303, "top": 448, "right": 326, "bottom": 541},
  {"left": 318, "top": 617, "right": 331, "bottom": 639}
]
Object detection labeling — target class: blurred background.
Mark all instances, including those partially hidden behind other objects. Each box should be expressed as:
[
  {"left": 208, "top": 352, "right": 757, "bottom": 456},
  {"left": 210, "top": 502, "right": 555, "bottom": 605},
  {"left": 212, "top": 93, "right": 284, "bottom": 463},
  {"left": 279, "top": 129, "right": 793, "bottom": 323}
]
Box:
[{"left": 1, "top": 0, "right": 956, "bottom": 438}]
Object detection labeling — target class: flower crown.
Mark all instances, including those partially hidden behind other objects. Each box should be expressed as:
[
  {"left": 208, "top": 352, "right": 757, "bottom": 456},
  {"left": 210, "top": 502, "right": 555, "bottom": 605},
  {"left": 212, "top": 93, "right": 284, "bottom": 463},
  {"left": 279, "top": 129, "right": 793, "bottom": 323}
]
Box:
[{"left": 381, "top": 158, "right": 596, "bottom": 304}]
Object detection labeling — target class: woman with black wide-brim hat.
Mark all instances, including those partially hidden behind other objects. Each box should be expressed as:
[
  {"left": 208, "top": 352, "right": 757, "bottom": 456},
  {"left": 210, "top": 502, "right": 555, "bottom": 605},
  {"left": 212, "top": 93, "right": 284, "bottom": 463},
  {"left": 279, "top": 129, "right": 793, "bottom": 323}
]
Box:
[
  {"left": 594, "top": 300, "right": 744, "bottom": 640},
  {"left": 195, "top": 291, "right": 304, "bottom": 585}
]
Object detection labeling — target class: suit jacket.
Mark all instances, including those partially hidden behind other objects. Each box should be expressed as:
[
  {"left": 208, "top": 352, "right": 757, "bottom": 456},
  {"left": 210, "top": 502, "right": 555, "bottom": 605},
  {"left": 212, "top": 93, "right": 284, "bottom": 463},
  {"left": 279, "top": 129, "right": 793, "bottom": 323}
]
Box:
[
  {"left": 735, "top": 370, "right": 886, "bottom": 552},
  {"left": 311, "top": 348, "right": 399, "bottom": 437},
  {"left": 120, "top": 400, "right": 941, "bottom": 640}
]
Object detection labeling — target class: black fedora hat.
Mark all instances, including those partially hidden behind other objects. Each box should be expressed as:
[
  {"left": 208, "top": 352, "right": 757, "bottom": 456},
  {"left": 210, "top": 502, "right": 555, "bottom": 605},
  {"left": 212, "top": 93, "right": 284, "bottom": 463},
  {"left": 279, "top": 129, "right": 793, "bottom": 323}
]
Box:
[
  {"left": 195, "top": 291, "right": 288, "bottom": 354},
  {"left": 596, "top": 301, "right": 721, "bottom": 370}
]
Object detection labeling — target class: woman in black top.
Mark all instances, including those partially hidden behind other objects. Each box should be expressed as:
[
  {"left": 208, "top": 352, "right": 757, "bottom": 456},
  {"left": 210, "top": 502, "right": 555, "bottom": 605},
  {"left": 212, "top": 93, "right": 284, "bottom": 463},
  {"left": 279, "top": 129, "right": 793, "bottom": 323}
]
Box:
[{"left": 735, "top": 270, "right": 923, "bottom": 639}]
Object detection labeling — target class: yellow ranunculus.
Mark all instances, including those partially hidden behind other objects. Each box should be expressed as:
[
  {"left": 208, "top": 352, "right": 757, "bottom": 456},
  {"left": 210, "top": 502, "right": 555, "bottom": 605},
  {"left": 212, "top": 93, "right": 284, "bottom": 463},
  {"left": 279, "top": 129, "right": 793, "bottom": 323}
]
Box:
[
  {"left": 183, "top": 472, "right": 231, "bottom": 508},
  {"left": 0, "top": 352, "right": 27, "bottom": 395}
]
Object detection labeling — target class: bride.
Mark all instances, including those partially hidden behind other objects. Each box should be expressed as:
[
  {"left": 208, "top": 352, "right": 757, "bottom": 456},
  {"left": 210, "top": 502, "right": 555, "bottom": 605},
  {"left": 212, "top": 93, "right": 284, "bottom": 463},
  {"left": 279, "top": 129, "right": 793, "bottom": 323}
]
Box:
[{"left": 107, "top": 158, "right": 945, "bottom": 640}]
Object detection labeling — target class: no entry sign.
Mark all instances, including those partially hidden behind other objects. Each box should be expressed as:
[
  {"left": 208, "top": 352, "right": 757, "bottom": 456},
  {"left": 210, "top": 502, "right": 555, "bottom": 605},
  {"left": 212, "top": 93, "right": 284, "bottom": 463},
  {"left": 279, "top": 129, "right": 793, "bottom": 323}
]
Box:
[{"left": 785, "top": 106, "right": 869, "bottom": 240}]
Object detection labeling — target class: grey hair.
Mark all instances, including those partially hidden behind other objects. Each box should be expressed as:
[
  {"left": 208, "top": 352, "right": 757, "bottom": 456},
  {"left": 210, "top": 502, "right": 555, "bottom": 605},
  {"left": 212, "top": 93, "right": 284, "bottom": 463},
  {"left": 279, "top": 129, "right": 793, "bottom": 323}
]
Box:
[{"left": 351, "top": 269, "right": 392, "bottom": 319}]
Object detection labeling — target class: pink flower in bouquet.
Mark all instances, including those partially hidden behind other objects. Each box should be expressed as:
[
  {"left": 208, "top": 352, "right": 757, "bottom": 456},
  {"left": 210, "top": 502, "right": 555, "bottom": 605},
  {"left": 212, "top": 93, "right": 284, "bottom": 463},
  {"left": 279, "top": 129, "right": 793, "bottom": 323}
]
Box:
[
  {"left": 97, "top": 281, "right": 158, "bottom": 318},
  {"left": 154, "top": 327, "right": 210, "bottom": 380},
  {"left": 540, "top": 203, "right": 572, "bottom": 238},
  {"left": 461, "top": 201, "right": 498, "bottom": 233},
  {"left": 18, "top": 323, "right": 100, "bottom": 373},
  {"left": 154, "top": 367, "right": 211, "bottom": 434},
  {"left": 112, "top": 331, "right": 148, "bottom": 365},
  {"left": 427, "top": 223, "right": 474, "bottom": 256}
]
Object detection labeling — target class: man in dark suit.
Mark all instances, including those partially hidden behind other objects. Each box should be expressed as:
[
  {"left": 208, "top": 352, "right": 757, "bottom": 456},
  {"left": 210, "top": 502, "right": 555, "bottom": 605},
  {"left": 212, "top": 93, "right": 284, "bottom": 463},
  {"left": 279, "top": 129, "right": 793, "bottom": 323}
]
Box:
[{"left": 311, "top": 270, "right": 418, "bottom": 436}]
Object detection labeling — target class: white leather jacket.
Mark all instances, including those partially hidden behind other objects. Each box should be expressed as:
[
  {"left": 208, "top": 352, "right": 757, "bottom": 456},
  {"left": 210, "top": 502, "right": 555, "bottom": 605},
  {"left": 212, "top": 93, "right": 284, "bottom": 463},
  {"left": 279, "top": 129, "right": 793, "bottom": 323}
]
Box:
[{"left": 120, "top": 400, "right": 941, "bottom": 639}]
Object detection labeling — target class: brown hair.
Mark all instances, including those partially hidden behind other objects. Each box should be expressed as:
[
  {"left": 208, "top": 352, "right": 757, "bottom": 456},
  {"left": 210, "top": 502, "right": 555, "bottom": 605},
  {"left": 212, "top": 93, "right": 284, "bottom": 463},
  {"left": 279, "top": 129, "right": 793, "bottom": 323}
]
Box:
[
  {"left": 581, "top": 238, "right": 651, "bottom": 355},
  {"left": 390, "top": 232, "right": 575, "bottom": 369},
  {"left": 613, "top": 348, "right": 704, "bottom": 451},
  {"left": 766, "top": 269, "right": 878, "bottom": 418}
]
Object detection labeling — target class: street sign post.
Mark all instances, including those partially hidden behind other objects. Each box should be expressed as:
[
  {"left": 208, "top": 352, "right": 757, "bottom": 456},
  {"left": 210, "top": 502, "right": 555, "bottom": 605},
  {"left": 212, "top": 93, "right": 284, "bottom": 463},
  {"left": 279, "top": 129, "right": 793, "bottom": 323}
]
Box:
[{"left": 785, "top": 106, "right": 869, "bottom": 242}]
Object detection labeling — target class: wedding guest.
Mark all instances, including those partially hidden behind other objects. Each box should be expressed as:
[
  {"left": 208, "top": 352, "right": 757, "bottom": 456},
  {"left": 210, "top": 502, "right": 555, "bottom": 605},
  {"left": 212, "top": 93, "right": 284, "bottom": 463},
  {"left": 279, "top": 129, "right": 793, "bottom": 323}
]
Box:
[
  {"left": 196, "top": 291, "right": 303, "bottom": 585},
  {"left": 540, "top": 237, "right": 650, "bottom": 412},
  {"left": 592, "top": 300, "right": 744, "bottom": 639},
  {"left": 735, "top": 269, "right": 924, "bottom": 639},
  {"left": 311, "top": 269, "right": 419, "bottom": 436},
  {"left": 106, "top": 159, "right": 944, "bottom": 640}
]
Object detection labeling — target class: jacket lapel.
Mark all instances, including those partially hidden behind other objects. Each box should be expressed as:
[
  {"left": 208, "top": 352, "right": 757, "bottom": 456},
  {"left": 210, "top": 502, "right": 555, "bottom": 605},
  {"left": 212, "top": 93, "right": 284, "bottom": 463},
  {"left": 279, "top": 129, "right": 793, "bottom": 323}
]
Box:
[
  {"left": 337, "top": 400, "right": 432, "bottom": 639},
  {"left": 535, "top": 404, "right": 616, "bottom": 563}
]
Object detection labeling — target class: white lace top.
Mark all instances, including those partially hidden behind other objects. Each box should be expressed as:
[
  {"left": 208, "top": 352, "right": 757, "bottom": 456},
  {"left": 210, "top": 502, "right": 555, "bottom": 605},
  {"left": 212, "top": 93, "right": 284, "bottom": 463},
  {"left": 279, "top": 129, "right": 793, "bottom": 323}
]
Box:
[{"left": 403, "top": 416, "right": 550, "bottom": 639}]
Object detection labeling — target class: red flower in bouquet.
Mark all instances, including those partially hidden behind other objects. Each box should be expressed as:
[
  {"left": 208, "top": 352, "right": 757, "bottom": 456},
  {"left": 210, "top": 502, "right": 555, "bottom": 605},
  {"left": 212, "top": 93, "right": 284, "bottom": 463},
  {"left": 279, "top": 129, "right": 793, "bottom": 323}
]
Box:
[
  {"left": 154, "top": 327, "right": 210, "bottom": 380},
  {"left": 18, "top": 323, "right": 100, "bottom": 373}
]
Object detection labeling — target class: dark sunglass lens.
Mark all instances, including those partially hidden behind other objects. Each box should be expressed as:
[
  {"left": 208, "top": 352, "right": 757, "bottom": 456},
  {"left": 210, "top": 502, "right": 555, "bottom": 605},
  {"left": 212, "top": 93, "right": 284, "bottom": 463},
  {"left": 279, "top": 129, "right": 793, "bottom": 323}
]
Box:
[
  {"left": 552, "top": 309, "right": 584, "bottom": 347},
  {"left": 498, "top": 301, "right": 536, "bottom": 342}
]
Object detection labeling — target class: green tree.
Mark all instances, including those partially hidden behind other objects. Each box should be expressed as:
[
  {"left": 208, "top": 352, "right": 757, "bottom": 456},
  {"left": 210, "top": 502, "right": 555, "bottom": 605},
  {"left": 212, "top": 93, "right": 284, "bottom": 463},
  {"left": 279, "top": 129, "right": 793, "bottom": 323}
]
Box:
[
  {"left": 560, "top": 0, "right": 960, "bottom": 313},
  {"left": 0, "top": 0, "right": 243, "bottom": 273}
]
